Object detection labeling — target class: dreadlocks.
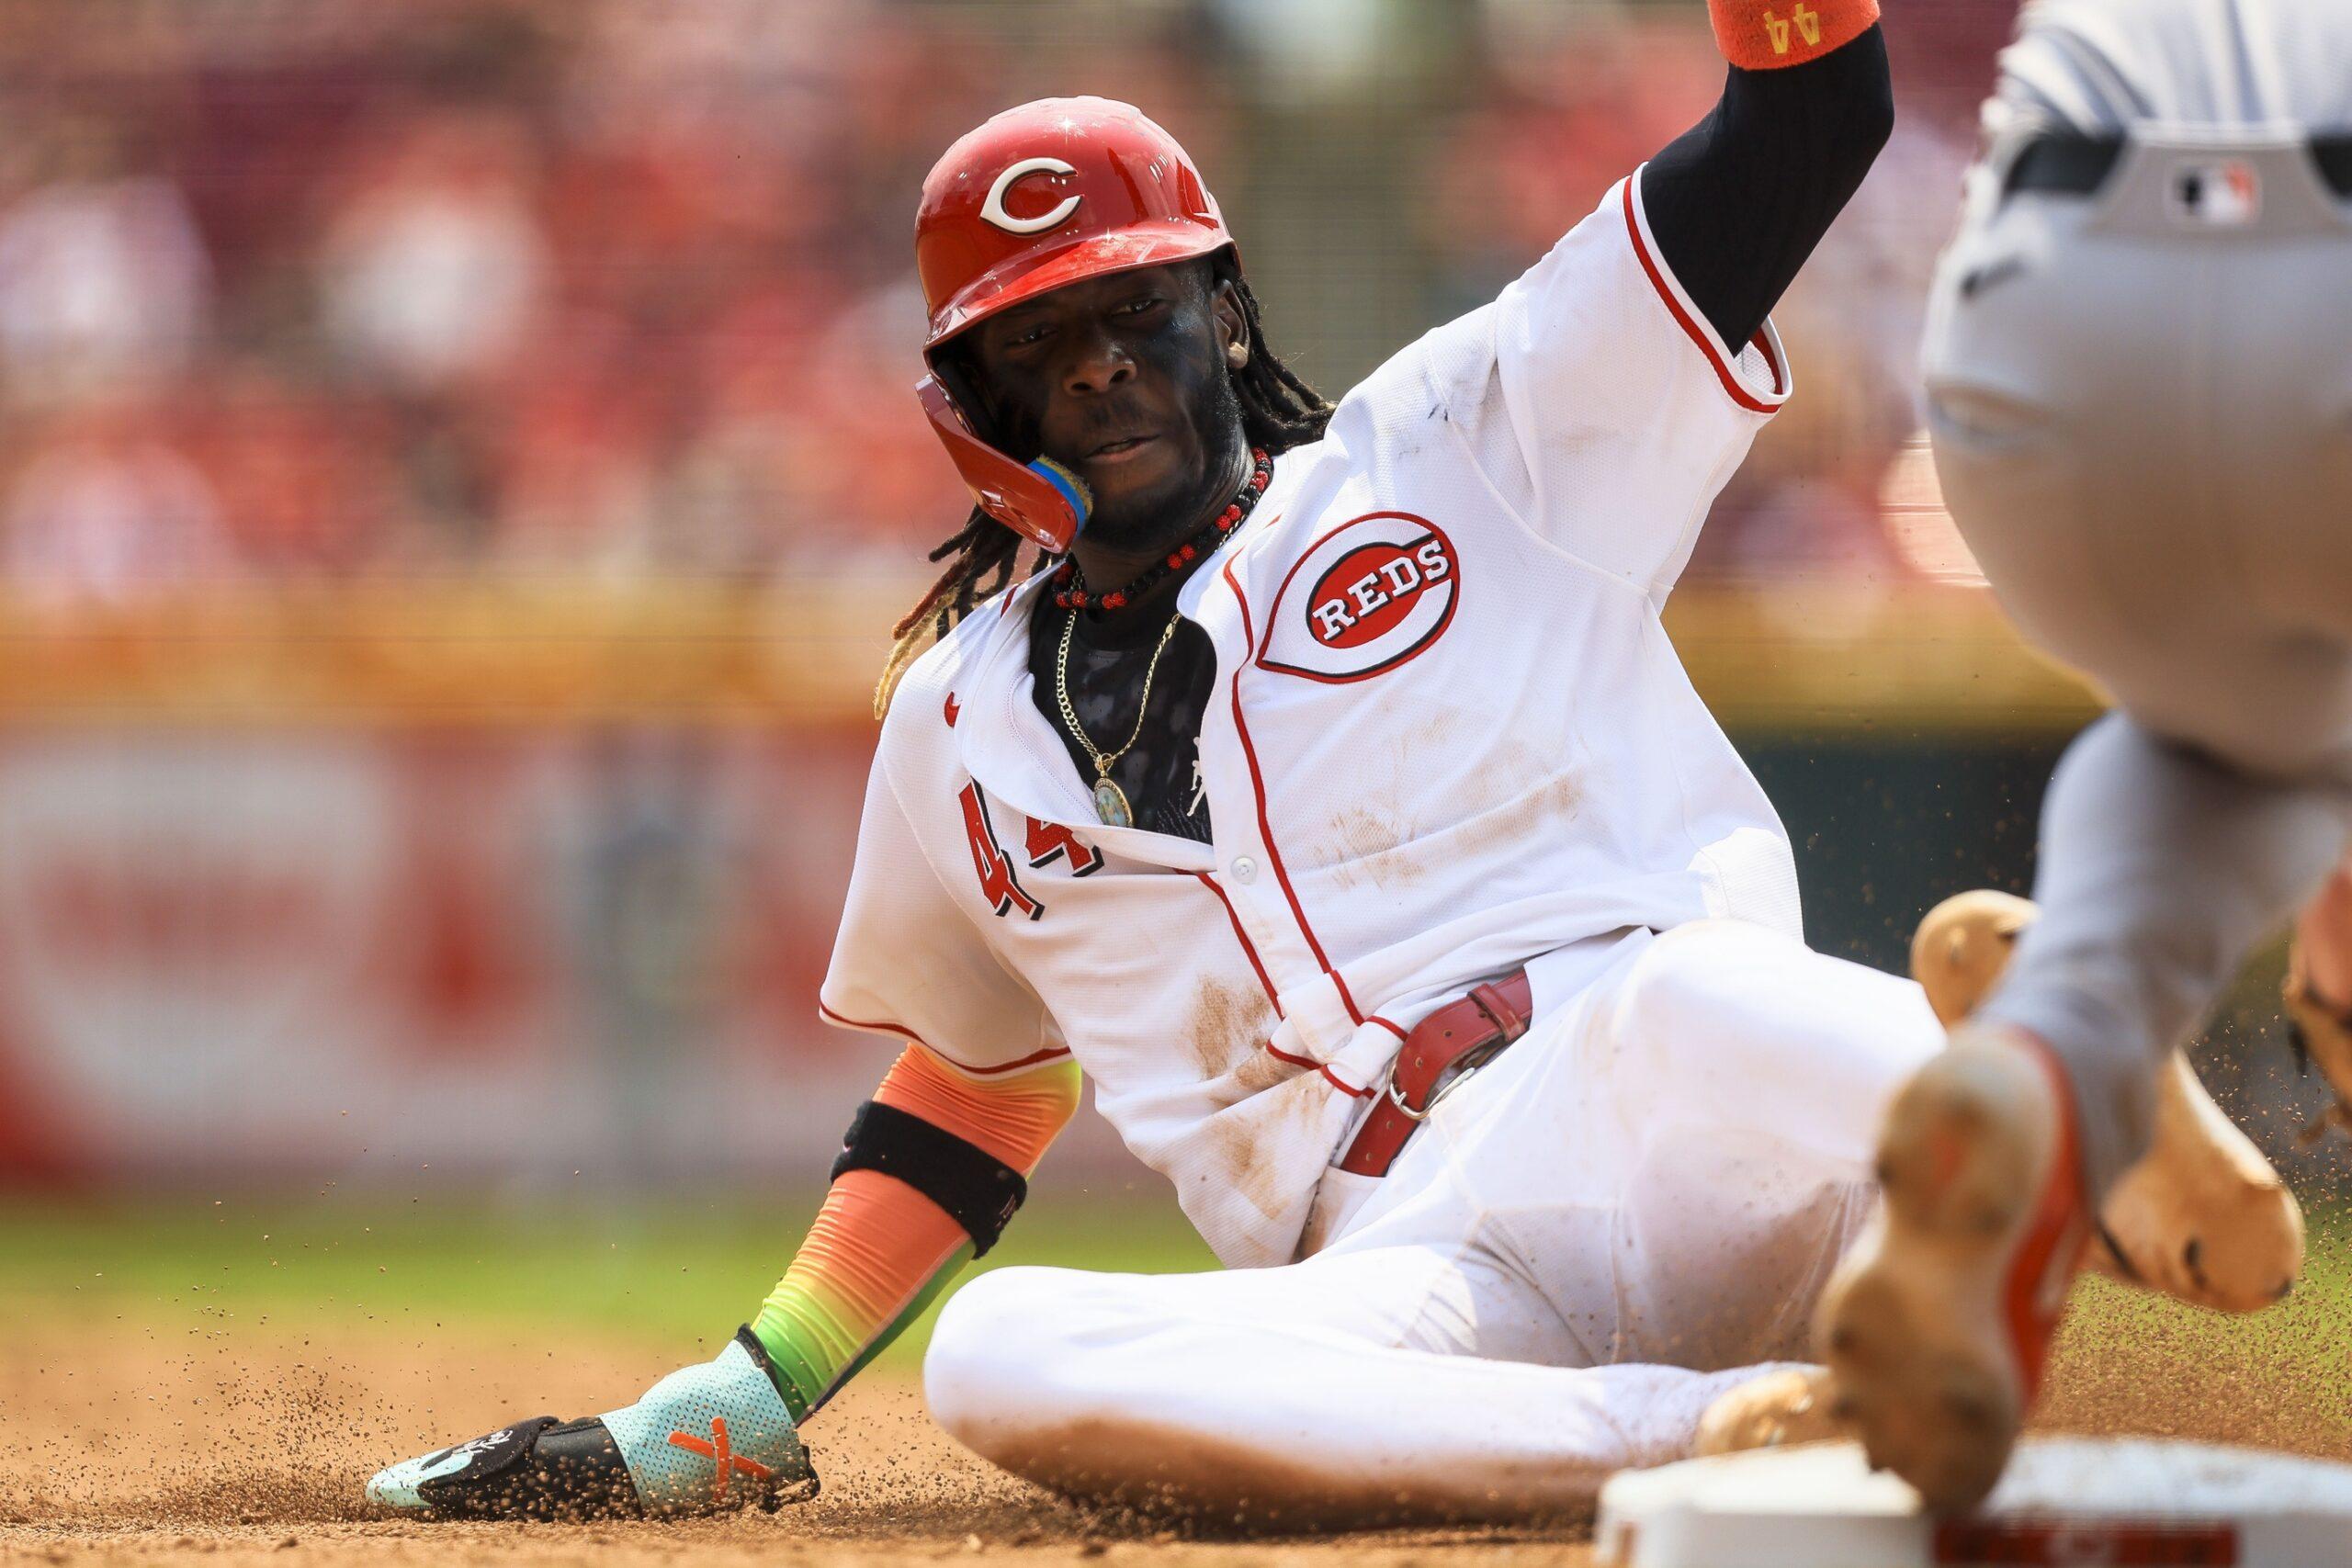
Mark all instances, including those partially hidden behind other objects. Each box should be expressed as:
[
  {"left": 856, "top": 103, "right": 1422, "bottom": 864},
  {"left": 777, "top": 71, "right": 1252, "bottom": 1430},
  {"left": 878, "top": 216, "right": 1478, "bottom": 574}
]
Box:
[{"left": 876, "top": 256, "right": 1332, "bottom": 716}]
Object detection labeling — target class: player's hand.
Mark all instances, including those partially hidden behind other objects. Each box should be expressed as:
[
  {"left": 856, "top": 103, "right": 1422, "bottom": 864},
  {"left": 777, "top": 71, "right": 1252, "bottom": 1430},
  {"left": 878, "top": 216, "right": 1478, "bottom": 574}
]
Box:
[{"left": 364, "top": 1328, "right": 818, "bottom": 1520}]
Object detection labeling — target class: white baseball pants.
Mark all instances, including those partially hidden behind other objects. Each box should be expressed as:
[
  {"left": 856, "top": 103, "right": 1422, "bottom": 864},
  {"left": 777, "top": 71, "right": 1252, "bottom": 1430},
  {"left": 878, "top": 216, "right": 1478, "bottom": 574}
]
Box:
[{"left": 923, "top": 920, "right": 1942, "bottom": 1524}]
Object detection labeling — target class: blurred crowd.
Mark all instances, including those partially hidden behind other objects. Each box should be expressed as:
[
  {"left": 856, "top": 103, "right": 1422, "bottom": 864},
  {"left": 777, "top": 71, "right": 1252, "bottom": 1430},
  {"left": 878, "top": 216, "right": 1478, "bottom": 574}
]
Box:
[{"left": 0, "top": 0, "right": 2015, "bottom": 604}]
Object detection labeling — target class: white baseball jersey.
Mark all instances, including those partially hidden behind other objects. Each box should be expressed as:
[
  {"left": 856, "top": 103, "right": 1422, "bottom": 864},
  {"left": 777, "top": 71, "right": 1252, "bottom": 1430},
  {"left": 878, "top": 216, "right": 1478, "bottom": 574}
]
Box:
[
  {"left": 1994, "top": 0, "right": 2352, "bottom": 134},
  {"left": 822, "top": 174, "right": 1802, "bottom": 1269}
]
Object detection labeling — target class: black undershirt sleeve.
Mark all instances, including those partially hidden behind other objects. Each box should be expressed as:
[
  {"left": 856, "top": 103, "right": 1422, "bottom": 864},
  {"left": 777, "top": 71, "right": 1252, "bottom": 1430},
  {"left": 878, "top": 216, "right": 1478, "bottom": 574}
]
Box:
[{"left": 1638, "top": 24, "right": 1894, "bottom": 353}]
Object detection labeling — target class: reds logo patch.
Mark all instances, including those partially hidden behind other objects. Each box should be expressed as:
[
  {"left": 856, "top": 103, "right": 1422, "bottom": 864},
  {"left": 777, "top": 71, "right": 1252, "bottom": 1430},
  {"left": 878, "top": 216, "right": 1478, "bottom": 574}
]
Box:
[{"left": 1258, "top": 513, "right": 1458, "bottom": 682}]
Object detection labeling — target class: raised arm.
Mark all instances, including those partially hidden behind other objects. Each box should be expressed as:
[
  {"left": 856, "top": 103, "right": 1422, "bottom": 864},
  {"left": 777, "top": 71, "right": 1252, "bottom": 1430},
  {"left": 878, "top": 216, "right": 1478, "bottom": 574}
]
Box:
[
  {"left": 752, "top": 1043, "right": 1082, "bottom": 1421},
  {"left": 1351, "top": 0, "right": 1897, "bottom": 594},
  {"left": 1643, "top": 2, "right": 1894, "bottom": 350}
]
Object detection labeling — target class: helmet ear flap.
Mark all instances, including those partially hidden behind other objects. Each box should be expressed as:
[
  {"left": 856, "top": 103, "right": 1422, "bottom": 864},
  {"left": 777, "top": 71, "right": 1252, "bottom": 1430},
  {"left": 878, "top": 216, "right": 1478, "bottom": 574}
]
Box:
[
  {"left": 927, "top": 352, "right": 999, "bottom": 446},
  {"left": 916, "top": 371, "right": 1091, "bottom": 553}
]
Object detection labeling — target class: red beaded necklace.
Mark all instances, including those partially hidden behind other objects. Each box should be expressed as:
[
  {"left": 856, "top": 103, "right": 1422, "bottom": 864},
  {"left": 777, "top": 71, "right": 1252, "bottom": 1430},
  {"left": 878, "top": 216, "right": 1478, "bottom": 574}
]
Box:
[{"left": 1050, "top": 448, "right": 1272, "bottom": 612}]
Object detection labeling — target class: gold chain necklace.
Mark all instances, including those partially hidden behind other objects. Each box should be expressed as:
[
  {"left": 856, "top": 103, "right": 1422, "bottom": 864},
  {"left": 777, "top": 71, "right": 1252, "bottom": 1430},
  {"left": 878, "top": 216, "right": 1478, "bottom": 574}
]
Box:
[{"left": 1055, "top": 607, "right": 1182, "bottom": 829}]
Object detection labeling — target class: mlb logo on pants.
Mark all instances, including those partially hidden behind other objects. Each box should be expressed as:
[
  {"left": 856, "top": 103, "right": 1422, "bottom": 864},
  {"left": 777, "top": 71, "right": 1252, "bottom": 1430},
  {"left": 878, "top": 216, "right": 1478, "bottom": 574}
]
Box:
[{"left": 2168, "top": 161, "right": 2261, "bottom": 228}]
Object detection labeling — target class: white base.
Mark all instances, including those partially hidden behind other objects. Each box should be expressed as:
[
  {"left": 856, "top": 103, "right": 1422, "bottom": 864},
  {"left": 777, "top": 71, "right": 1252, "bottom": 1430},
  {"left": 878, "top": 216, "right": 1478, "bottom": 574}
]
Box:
[{"left": 1597, "top": 1437, "right": 2352, "bottom": 1568}]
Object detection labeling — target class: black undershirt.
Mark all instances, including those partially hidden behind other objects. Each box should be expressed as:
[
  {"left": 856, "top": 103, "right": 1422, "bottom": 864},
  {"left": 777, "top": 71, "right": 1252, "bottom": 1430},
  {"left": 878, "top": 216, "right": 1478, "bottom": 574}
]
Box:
[
  {"left": 1026, "top": 28, "right": 1892, "bottom": 837},
  {"left": 1026, "top": 595, "right": 1221, "bottom": 842}
]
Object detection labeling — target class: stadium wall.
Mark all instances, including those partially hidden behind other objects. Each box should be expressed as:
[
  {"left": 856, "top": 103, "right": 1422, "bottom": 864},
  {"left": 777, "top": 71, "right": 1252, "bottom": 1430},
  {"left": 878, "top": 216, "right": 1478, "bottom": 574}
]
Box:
[{"left": 30, "top": 583, "right": 2333, "bottom": 1193}]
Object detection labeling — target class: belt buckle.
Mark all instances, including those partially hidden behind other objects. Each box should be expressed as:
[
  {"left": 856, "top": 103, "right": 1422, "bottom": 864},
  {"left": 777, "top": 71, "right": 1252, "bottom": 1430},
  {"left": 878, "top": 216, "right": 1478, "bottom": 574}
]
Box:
[
  {"left": 1378, "top": 974, "right": 1531, "bottom": 1127},
  {"left": 1381, "top": 1036, "right": 1504, "bottom": 1124}
]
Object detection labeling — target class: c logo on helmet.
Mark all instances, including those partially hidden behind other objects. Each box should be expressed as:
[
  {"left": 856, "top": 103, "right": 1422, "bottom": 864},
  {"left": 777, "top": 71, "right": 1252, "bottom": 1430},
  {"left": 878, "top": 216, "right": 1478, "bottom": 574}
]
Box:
[{"left": 981, "top": 157, "right": 1081, "bottom": 235}]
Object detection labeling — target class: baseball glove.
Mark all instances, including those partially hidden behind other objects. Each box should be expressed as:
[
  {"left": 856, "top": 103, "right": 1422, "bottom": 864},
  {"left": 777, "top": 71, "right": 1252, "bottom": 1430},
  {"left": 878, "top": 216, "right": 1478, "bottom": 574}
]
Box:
[{"left": 366, "top": 1328, "right": 818, "bottom": 1521}]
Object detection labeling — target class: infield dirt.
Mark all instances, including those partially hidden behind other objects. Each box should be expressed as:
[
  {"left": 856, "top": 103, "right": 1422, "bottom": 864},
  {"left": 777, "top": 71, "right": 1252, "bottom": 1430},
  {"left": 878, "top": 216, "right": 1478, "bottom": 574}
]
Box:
[
  {"left": 0, "top": 1318, "right": 1599, "bottom": 1568},
  {"left": 4, "top": 1280, "right": 2348, "bottom": 1568}
]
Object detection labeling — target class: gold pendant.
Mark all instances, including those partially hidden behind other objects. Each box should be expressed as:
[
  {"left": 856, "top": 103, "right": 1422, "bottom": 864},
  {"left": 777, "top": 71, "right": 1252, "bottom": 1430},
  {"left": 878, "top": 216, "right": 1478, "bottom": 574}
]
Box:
[{"left": 1092, "top": 774, "right": 1133, "bottom": 829}]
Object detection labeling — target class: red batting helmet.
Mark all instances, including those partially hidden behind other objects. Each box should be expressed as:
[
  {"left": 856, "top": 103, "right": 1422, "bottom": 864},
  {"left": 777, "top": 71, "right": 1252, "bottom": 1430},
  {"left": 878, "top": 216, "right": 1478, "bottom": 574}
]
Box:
[{"left": 913, "top": 96, "right": 1238, "bottom": 552}]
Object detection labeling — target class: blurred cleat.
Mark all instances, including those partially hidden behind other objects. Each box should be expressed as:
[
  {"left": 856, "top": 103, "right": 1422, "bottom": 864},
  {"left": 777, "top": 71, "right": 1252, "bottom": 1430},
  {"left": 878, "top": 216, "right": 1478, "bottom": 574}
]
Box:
[
  {"left": 1909, "top": 889, "right": 2037, "bottom": 1030},
  {"left": 1913, "top": 891, "right": 2301, "bottom": 1313},
  {"left": 1816, "top": 1025, "right": 2092, "bottom": 1513}
]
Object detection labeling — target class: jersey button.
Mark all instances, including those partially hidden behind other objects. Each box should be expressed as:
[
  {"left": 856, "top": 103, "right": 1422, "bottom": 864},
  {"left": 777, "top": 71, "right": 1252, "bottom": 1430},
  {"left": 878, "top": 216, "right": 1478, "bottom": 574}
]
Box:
[{"left": 1230, "top": 856, "right": 1258, "bottom": 885}]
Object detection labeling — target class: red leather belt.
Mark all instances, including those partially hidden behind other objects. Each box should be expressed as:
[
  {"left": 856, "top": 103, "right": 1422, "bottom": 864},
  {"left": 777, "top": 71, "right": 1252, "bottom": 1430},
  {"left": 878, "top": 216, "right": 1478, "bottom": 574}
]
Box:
[{"left": 1336, "top": 970, "right": 1532, "bottom": 1178}]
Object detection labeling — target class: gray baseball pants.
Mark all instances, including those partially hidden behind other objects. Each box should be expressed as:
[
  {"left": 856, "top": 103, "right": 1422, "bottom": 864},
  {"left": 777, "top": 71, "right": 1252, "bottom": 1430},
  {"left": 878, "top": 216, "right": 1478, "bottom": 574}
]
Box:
[{"left": 1924, "top": 129, "right": 2352, "bottom": 1195}]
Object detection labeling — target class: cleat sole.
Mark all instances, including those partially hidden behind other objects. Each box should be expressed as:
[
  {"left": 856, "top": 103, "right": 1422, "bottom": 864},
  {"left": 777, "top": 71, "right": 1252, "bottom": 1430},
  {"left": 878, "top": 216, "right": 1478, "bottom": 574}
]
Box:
[{"left": 1817, "top": 1036, "right": 2067, "bottom": 1514}]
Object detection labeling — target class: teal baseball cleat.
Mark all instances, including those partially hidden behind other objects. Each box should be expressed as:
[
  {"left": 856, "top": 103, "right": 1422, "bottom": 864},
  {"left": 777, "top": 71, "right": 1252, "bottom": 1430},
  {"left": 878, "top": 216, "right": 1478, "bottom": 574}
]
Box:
[{"left": 365, "top": 1328, "right": 818, "bottom": 1520}]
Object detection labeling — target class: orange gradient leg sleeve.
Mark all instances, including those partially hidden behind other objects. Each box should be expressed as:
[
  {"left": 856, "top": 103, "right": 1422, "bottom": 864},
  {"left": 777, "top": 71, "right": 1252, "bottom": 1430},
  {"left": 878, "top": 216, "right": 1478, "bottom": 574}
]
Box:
[{"left": 751, "top": 1048, "right": 1080, "bottom": 1421}]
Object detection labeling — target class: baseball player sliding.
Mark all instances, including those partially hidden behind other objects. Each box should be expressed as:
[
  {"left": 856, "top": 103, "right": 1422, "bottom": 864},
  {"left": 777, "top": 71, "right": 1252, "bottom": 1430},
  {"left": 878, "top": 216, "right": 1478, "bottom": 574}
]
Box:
[
  {"left": 1811, "top": 0, "right": 2352, "bottom": 1516},
  {"left": 365, "top": 0, "right": 2299, "bottom": 1527}
]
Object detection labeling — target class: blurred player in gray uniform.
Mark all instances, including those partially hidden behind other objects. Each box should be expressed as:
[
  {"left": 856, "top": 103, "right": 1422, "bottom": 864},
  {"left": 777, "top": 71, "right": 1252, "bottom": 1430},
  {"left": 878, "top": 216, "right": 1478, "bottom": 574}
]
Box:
[{"left": 1817, "top": 0, "right": 2352, "bottom": 1513}]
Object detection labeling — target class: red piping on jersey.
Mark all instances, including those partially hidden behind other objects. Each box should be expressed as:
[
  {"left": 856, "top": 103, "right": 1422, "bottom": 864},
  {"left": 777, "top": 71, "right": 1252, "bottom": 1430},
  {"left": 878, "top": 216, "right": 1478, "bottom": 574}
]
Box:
[
  {"left": 1194, "top": 871, "right": 1284, "bottom": 1020},
  {"left": 1195, "top": 902, "right": 1371, "bottom": 1098},
  {"left": 1620, "top": 178, "right": 1786, "bottom": 415},
  {"left": 1196, "top": 875, "right": 1371, "bottom": 1096},
  {"left": 1264, "top": 1030, "right": 1370, "bottom": 1098},
  {"left": 1319, "top": 1066, "right": 1373, "bottom": 1099},
  {"left": 1368, "top": 1016, "right": 1408, "bottom": 1042},
  {"left": 816, "top": 1003, "right": 1071, "bottom": 1077},
  {"left": 1220, "top": 559, "right": 1365, "bottom": 1027}
]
